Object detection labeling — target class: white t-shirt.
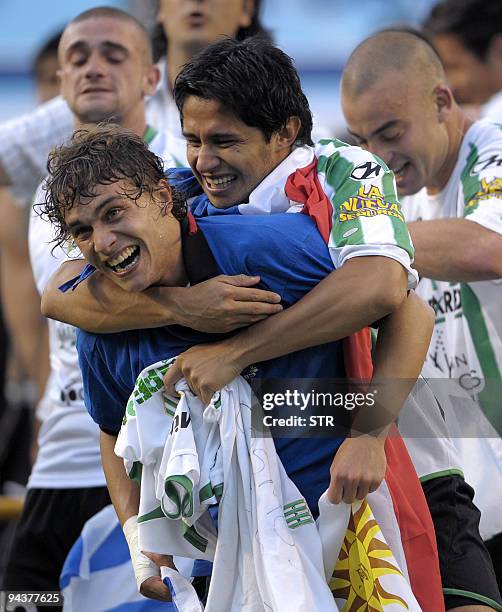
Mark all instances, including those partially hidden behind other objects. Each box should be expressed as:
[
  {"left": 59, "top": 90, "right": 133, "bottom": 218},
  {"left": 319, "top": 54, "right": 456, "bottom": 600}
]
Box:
[
  {"left": 27, "top": 130, "right": 172, "bottom": 489},
  {"left": 402, "top": 119, "right": 502, "bottom": 415}
]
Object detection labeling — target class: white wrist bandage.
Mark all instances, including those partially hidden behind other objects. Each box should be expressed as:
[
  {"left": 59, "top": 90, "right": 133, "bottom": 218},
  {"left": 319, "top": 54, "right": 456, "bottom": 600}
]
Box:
[{"left": 123, "top": 515, "right": 159, "bottom": 590}]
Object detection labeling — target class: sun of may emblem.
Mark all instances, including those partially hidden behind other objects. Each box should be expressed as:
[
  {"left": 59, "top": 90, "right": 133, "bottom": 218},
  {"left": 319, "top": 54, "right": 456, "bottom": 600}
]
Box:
[{"left": 330, "top": 500, "right": 409, "bottom": 611}]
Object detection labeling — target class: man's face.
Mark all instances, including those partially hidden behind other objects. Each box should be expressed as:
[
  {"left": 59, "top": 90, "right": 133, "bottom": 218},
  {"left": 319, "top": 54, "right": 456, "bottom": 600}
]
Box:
[
  {"left": 182, "top": 96, "right": 290, "bottom": 207},
  {"left": 58, "top": 17, "right": 157, "bottom": 124},
  {"left": 342, "top": 72, "right": 449, "bottom": 196},
  {"left": 64, "top": 180, "right": 183, "bottom": 292},
  {"left": 432, "top": 33, "right": 496, "bottom": 105},
  {"left": 158, "top": 0, "right": 253, "bottom": 53}
]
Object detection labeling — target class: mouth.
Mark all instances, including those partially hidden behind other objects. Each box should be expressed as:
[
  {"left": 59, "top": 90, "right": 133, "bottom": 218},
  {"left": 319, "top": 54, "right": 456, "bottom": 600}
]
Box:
[
  {"left": 81, "top": 87, "right": 112, "bottom": 95},
  {"left": 392, "top": 162, "right": 410, "bottom": 182},
  {"left": 105, "top": 245, "right": 140, "bottom": 275},
  {"left": 186, "top": 11, "right": 207, "bottom": 26},
  {"left": 202, "top": 174, "right": 237, "bottom": 193}
]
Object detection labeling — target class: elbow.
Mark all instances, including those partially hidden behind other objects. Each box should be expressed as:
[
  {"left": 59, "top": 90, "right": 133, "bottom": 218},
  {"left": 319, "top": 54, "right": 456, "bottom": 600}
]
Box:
[
  {"left": 372, "top": 269, "right": 408, "bottom": 315},
  {"left": 40, "top": 288, "right": 56, "bottom": 319}
]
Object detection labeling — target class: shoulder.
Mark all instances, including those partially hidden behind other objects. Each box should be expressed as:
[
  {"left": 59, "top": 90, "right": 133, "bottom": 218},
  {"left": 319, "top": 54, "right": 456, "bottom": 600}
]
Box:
[{"left": 314, "top": 139, "right": 390, "bottom": 186}]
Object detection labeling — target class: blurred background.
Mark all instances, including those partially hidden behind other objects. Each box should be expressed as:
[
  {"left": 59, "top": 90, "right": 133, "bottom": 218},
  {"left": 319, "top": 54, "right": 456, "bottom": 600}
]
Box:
[{"left": 0, "top": 0, "right": 437, "bottom": 133}]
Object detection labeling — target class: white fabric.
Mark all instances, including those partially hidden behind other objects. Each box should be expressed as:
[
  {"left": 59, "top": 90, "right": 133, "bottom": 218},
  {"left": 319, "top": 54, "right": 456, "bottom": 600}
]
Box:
[
  {"left": 27, "top": 130, "right": 173, "bottom": 489},
  {"left": 481, "top": 90, "right": 502, "bottom": 123},
  {"left": 116, "top": 359, "right": 420, "bottom": 611}
]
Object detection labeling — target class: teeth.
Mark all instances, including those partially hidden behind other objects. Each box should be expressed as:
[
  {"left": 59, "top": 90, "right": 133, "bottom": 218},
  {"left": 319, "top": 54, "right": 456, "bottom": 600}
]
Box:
[
  {"left": 206, "top": 176, "right": 235, "bottom": 188},
  {"left": 108, "top": 246, "right": 135, "bottom": 267}
]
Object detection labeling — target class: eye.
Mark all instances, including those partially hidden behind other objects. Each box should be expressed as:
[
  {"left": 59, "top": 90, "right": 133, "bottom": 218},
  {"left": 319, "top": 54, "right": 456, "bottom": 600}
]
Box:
[
  {"left": 106, "top": 207, "right": 122, "bottom": 221},
  {"left": 71, "top": 55, "right": 87, "bottom": 67},
  {"left": 106, "top": 53, "right": 125, "bottom": 65},
  {"left": 381, "top": 130, "right": 402, "bottom": 143},
  {"left": 73, "top": 227, "right": 91, "bottom": 241}
]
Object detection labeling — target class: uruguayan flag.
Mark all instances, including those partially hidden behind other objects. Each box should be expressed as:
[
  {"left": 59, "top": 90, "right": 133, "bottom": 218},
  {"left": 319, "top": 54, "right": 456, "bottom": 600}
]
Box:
[{"left": 60, "top": 505, "right": 176, "bottom": 612}]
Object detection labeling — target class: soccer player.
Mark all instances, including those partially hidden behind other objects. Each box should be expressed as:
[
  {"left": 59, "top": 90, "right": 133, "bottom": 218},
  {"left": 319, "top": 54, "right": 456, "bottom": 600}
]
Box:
[
  {"left": 341, "top": 29, "right": 502, "bottom": 609},
  {"left": 424, "top": 0, "right": 502, "bottom": 121}
]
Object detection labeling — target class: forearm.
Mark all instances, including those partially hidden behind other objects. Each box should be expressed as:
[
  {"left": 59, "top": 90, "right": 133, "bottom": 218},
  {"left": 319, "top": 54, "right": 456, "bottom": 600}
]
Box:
[
  {"left": 409, "top": 218, "right": 502, "bottom": 281},
  {"left": 225, "top": 257, "right": 408, "bottom": 368},
  {"left": 42, "top": 261, "right": 185, "bottom": 332},
  {"left": 100, "top": 431, "right": 139, "bottom": 526}
]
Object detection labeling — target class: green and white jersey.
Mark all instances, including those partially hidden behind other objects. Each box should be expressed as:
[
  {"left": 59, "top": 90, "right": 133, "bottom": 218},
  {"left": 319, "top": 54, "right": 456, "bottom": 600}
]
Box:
[
  {"left": 242, "top": 139, "right": 417, "bottom": 289},
  {"left": 402, "top": 119, "right": 502, "bottom": 420}
]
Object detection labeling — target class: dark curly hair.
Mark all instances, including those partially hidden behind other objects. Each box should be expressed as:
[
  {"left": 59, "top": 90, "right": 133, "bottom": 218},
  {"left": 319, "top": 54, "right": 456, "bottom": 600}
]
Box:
[{"left": 42, "top": 123, "right": 186, "bottom": 248}]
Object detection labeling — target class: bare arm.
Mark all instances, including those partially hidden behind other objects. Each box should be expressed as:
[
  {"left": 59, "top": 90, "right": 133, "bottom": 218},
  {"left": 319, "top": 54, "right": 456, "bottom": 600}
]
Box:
[
  {"left": 99, "top": 431, "right": 172, "bottom": 602},
  {"left": 99, "top": 431, "right": 139, "bottom": 526},
  {"left": 41, "top": 261, "right": 283, "bottom": 333},
  {"left": 163, "top": 256, "right": 408, "bottom": 399},
  {"left": 0, "top": 189, "right": 49, "bottom": 397},
  {"left": 409, "top": 218, "right": 502, "bottom": 281}
]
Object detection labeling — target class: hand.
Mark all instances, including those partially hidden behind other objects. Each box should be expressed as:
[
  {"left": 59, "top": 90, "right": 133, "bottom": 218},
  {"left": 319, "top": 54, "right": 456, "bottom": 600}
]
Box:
[
  {"left": 139, "top": 552, "right": 176, "bottom": 602},
  {"left": 164, "top": 341, "right": 246, "bottom": 405},
  {"left": 328, "top": 436, "right": 386, "bottom": 504},
  {"left": 178, "top": 275, "right": 282, "bottom": 332}
]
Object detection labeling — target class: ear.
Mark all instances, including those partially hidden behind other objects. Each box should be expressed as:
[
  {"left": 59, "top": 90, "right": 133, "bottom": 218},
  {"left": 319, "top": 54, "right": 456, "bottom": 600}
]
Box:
[
  {"left": 158, "top": 178, "right": 173, "bottom": 214},
  {"left": 434, "top": 84, "right": 453, "bottom": 123},
  {"left": 143, "top": 64, "right": 160, "bottom": 97},
  {"left": 239, "top": 0, "right": 254, "bottom": 29},
  {"left": 272, "top": 116, "right": 302, "bottom": 151}
]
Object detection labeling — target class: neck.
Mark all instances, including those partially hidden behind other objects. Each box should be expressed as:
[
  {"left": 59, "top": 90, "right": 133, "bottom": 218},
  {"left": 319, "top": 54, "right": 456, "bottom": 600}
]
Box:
[
  {"left": 427, "top": 105, "right": 473, "bottom": 194},
  {"left": 166, "top": 44, "right": 202, "bottom": 91},
  {"left": 74, "top": 103, "right": 148, "bottom": 138}
]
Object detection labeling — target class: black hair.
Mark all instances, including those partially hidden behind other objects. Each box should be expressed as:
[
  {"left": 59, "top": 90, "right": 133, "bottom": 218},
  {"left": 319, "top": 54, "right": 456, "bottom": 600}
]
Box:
[
  {"left": 174, "top": 36, "right": 313, "bottom": 146},
  {"left": 424, "top": 0, "right": 502, "bottom": 60},
  {"left": 32, "top": 30, "right": 63, "bottom": 78},
  {"left": 151, "top": 0, "right": 272, "bottom": 61}
]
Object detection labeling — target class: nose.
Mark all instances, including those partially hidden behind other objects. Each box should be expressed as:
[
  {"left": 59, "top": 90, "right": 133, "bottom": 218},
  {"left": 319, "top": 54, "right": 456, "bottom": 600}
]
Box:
[
  {"left": 367, "top": 140, "right": 391, "bottom": 167},
  {"left": 84, "top": 51, "right": 107, "bottom": 80},
  {"left": 195, "top": 144, "right": 220, "bottom": 175},
  {"left": 93, "top": 224, "right": 116, "bottom": 256}
]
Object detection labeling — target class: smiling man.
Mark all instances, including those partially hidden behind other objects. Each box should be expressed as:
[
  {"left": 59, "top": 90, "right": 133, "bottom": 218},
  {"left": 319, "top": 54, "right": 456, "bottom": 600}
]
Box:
[{"left": 341, "top": 29, "right": 502, "bottom": 609}]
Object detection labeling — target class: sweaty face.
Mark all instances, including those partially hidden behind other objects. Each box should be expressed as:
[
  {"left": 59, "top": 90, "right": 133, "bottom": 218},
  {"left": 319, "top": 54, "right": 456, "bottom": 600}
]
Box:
[
  {"left": 158, "top": 0, "right": 253, "bottom": 53},
  {"left": 342, "top": 74, "right": 449, "bottom": 196},
  {"left": 182, "top": 96, "right": 288, "bottom": 207},
  {"left": 432, "top": 33, "right": 496, "bottom": 105},
  {"left": 64, "top": 181, "right": 184, "bottom": 292},
  {"left": 58, "top": 17, "right": 155, "bottom": 124}
]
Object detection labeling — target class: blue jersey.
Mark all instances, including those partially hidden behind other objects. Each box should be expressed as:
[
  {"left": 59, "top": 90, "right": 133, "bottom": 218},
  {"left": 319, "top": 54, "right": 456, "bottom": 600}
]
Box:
[{"left": 78, "top": 213, "right": 345, "bottom": 514}]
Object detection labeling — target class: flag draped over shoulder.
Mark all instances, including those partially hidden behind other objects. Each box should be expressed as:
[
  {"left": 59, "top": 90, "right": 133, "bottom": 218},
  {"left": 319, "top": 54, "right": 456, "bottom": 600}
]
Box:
[{"left": 285, "top": 158, "right": 444, "bottom": 612}]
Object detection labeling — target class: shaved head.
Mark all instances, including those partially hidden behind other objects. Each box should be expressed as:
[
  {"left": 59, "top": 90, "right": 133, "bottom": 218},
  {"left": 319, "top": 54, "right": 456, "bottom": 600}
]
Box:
[
  {"left": 342, "top": 30, "right": 445, "bottom": 101},
  {"left": 341, "top": 30, "right": 465, "bottom": 196}
]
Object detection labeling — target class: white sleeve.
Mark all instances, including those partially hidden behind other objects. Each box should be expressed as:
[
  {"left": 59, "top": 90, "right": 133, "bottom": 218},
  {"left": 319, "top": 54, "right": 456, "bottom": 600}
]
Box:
[{"left": 0, "top": 96, "right": 73, "bottom": 202}]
